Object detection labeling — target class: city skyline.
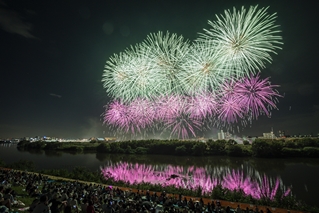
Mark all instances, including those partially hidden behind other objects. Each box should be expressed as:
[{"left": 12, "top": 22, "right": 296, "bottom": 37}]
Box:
[{"left": 1, "top": 0, "right": 319, "bottom": 138}]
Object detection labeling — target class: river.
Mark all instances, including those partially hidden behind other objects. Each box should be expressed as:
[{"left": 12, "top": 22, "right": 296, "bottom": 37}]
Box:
[{"left": 0, "top": 143, "right": 318, "bottom": 206}]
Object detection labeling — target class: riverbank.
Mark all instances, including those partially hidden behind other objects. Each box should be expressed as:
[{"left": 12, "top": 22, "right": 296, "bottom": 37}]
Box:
[
  {"left": 0, "top": 167, "right": 308, "bottom": 213},
  {"left": 2, "top": 144, "right": 319, "bottom": 212},
  {"left": 41, "top": 177, "right": 309, "bottom": 213},
  {"left": 1, "top": 158, "right": 318, "bottom": 213},
  {"left": 17, "top": 138, "right": 319, "bottom": 158},
  {"left": 0, "top": 142, "right": 319, "bottom": 212}
]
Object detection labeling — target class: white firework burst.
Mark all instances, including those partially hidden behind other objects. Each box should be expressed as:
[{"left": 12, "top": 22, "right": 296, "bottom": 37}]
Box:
[
  {"left": 179, "top": 40, "right": 233, "bottom": 94},
  {"left": 102, "top": 44, "right": 165, "bottom": 102},
  {"left": 198, "top": 5, "right": 283, "bottom": 75},
  {"left": 140, "top": 31, "right": 190, "bottom": 95}
]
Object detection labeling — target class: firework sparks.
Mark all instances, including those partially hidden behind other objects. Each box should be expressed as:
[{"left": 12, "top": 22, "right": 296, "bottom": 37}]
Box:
[
  {"left": 236, "top": 73, "right": 281, "bottom": 119},
  {"left": 102, "top": 5, "right": 283, "bottom": 139},
  {"left": 198, "top": 5, "right": 282, "bottom": 75}
]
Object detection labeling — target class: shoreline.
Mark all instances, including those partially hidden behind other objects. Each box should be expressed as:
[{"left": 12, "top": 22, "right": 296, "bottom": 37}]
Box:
[{"left": 16, "top": 139, "right": 319, "bottom": 158}]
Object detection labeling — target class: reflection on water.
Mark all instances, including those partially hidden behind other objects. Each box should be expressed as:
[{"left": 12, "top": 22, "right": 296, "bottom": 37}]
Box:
[
  {"left": 17, "top": 147, "right": 44, "bottom": 155},
  {"left": 0, "top": 143, "right": 16, "bottom": 148},
  {"left": 101, "top": 162, "right": 291, "bottom": 200},
  {"left": 1, "top": 144, "right": 319, "bottom": 206}
]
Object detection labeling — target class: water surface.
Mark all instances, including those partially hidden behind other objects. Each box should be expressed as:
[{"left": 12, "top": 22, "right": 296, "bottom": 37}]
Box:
[{"left": 0, "top": 144, "right": 318, "bottom": 206}]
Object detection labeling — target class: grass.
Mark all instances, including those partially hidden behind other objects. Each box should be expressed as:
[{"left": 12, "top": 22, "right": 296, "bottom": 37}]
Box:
[{"left": 11, "top": 185, "right": 37, "bottom": 212}]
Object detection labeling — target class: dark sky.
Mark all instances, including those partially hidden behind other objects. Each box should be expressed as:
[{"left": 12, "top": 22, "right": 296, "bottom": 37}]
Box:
[{"left": 1, "top": 0, "right": 318, "bottom": 139}]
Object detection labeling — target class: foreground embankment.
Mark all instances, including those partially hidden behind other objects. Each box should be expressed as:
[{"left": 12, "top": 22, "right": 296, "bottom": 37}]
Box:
[
  {"left": 0, "top": 167, "right": 308, "bottom": 213},
  {"left": 17, "top": 138, "right": 319, "bottom": 158}
]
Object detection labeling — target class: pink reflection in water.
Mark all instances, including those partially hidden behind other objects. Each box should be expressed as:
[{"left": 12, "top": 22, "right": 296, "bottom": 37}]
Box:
[{"left": 101, "top": 162, "right": 291, "bottom": 200}]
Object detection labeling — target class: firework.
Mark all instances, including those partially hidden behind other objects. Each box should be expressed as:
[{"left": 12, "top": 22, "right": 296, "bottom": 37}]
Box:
[
  {"left": 102, "top": 32, "right": 190, "bottom": 101},
  {"left": 104, "top": 99, "right": 158, "bottom": 135},
  {"left": 102, "top": 5, "right": 283, "bottom": 139},
  {"left": 103, "top": 73, "right": 281, "bottom": 138},
  {"left": 127, "top": 98, "right": 156, "bottom": 129},
  {"left": 217, "top": 78, "right": 241, "bottom": 99},
  {"left": 216, "top": 79, "right": 243, "bottom": 126},
  {"left": 198, "top": 5, "right": 282, "bottom": 75},
  {"left": 140, "top": 31, "right": 190, "bottom": 95},
  {"left": 217, "top": 95, "right": 244, "bottom": 125},
  {"left": 215, "top": 74, "right": 280, "bottom": 125},
  {"left": 178, "top": 41, "right": 231, "bottom": 94},
  {"left": 103, "top": 100, "right": 134, "bottom": 133},
  {"left": 163, "top": 112, "right": 203, "bottom": 139},
  {"left": 156, "top": 95, "right": 203, "bottom": 139},
  {"left": 153, "top": 95, "right": 184, "bottom": 121},
  {"left": 102, "top": 45, "right": 166, "bottom": 102},
  {"left": 186, "top": 91, "right": 219, "bottom": 120},
  {"left": 236, "top": 73, "right": 281, "bottom": 119}
]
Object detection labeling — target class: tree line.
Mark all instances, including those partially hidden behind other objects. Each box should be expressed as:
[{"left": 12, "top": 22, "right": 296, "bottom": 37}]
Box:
[{"left": 17, "top": 138, "right": 319, "bottom": 158}]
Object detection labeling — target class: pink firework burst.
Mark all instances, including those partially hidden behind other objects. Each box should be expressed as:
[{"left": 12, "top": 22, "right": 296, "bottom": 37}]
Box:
[
  {"left": 164, "top": 112, "right": 203, "bottom": 139},
  {"left": 127, "top": 98, "right": 156, "bottom": 129},
  {"left": 103, "top": 100, "right": 133, "bottom": 133},
  {"left": 236, "top": 73, "right": 281, "bottom": 119},
  {"left": 153, "top": 95, "right": 184, "bottom": 121},
  {"left": 218, "top": 78, "right": 241, "bottom": 99},
  {"left": 103, "top": 100, "right": 150, "bottom": 135},
  {"left": 160, "top": 96, "right": 203, "bottom": 139},
  {"left": 186, "top": 92, "right": 219, "bottom": 120},
  {"left": 152, "top": 95, "right": 203, "bottom": 139},
  {"left": 217, "top": 95, "right": 244, "bottom": 124}
]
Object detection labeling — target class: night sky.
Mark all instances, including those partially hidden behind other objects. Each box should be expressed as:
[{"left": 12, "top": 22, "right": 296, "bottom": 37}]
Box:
[{"left": 1, "top": 0, "right": 319, "bottom": 139}]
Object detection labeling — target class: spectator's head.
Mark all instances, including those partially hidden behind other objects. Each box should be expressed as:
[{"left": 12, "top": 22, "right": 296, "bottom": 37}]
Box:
[
  {"left": 64, "top": 205, "right": 72, "bottom": 213},
  {"left": 40, "top": 195, "right": 48, "bottom": 203},
  {"left": 4, "top": 188, "right": 12, "bottom": 194}
]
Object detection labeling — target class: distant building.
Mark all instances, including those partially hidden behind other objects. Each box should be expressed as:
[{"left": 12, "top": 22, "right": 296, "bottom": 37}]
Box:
[
  {"left": 11, "top": 138, "right": 20, "bottom": 143},
  {"left": 278, "top": 130, "right": 285, "bottom": 138},
  {"left": 261, "top": 131, "right": 276, "bottom": 139},
  {"left": 96, "top": 138, "right": 105, "bottom": 142},
  {"left": 218, "top": 130, "right": 225, "bottom": 140},
  {"left": 104, "top": 137, "right": 116, "bottom": 142}
]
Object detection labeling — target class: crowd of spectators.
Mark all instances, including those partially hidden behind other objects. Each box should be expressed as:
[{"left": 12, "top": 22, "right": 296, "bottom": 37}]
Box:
[{"left": 0, "top": 168, "right": 273, "bottom": 213}]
